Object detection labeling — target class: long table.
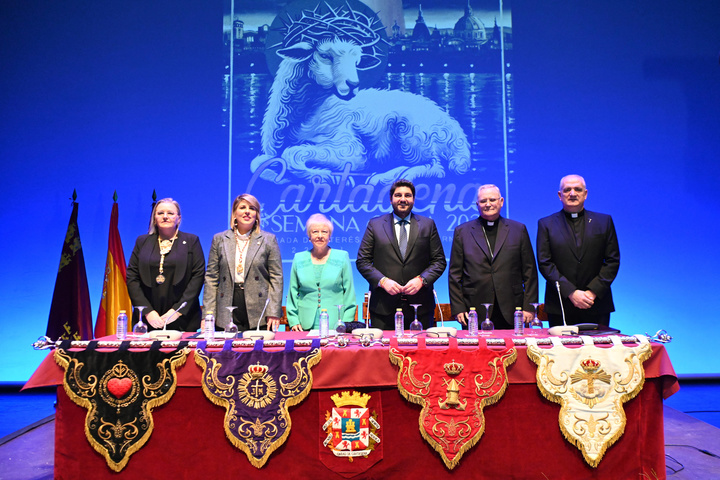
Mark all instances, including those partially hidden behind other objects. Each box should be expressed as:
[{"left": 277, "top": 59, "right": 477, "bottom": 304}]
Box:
[{"left": 25, "top": 330, "right": 678, "bottom": 479}]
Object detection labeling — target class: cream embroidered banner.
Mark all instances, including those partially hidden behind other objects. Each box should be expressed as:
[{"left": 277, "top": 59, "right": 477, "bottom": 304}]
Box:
[{"left": 526, "top": 335, "right": 652, "bottom": 467}]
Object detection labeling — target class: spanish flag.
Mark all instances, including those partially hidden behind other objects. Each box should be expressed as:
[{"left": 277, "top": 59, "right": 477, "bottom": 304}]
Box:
[
  {"left": 46, "top": 193, "right": 94, "bottom": 340},
  {"left": 94, "top": 194, "right": 132, "bottom": 338}
]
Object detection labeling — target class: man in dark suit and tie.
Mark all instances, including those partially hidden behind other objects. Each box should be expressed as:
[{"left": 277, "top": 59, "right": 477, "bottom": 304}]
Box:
[
  {"left": 448, "top": 184, "right": 538, "bottom": 329},
  {"left": 357, "top": 179, "right": 446, "bottom": 330},
  {"left": 537, "top": 174, "right": 620, "bottom": 327}
]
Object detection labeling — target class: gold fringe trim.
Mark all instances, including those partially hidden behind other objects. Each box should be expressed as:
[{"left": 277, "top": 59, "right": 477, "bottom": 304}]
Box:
[
  {"left": 389, "top": 345, "right": 516, "bottom": 470},
  {"left": 195, "top": 346, "right": 322, "bottom": 468},
  {"left": 527, "top": 341, "right": 653, "bottom": 468},
  {"left": 55, "top": 347, "right": 189, "bottom": 472}
]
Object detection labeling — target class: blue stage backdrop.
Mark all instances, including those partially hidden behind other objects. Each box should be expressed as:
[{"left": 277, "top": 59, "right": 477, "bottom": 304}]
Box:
[
  {"left": 1, "top": 0, "right": 719, "bottom": 382},
  {"left": 225, "top": 0, "right": 513, "bottom": 310}
]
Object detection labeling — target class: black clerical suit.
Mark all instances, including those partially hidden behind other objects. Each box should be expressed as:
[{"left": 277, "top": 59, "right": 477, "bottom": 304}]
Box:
[
  {"left": 356, "top": 213, "right": 446, "bottom": 329},
  {"left": 536, "top": 210, "right": 620, "bottom": 326},
  {"left": 449, "top": 217, "right": 538, "bottom": 328}
]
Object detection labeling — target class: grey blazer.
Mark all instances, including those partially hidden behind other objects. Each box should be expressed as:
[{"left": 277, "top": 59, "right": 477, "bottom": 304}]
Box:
[{"left": 203, "top": 229, "right": 283, "bottom": 329}]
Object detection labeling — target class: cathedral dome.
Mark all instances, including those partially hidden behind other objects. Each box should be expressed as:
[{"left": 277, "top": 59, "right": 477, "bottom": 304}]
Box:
[{"left": 453, "top": 2, "right": 487, "bottom": 42}]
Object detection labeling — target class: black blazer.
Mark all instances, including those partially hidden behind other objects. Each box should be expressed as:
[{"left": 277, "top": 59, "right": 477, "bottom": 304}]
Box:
[
  {"left": 448, "top": 217, "right": 538, "bottom": 327},
  {"left": 536, "top": 210, "right": 620, "bottom": 317},
  {"left": 356, "top": 213, "right": 446, "bottom": 323},
  {"left": 126, "top": 231, "right": 205, "bottom": 331}
]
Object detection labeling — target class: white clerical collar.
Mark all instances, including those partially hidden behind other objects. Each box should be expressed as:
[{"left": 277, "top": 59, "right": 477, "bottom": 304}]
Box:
[{"left": 570, "top": 213, "right": 578, "bottom": 218}]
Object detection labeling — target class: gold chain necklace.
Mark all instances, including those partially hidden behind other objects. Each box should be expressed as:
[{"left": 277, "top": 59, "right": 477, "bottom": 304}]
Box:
[
  {"left": 234, "top": 230, "right": 251, "bottom": 275},
  {"left": 156, "top": 231, "right": 178, "bottom": 284}
]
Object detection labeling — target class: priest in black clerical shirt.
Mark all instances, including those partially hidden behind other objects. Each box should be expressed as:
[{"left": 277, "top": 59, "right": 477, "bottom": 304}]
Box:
[
  {"left": 448, "top": 184, "right": 538, "bottom": 329},
  {"left": 536, "top": 174, "right": 620, "bottom": 327}
]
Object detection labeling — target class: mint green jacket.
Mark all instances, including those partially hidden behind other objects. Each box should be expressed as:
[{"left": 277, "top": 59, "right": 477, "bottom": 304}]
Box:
[{"left": 286, "top": 249, "right": 356, "bottom": 330}]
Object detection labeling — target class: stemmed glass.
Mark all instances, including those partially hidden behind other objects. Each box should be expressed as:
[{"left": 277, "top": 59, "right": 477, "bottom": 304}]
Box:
[
  {"left": 480, "top": 303, "right": 494, "bottom": 335},
  {"left": 225, "top": 306, "right": 239, "bottom": 338},
  {"left": 334, "top": 305, "right": 346, "bottom": 334},
  {"left": 409, "top": 304, "right": 423, "bottom": 334},
  {"left": 133, "top": 306, "right": 148, "bottom": 337},
  {"left": 528, "top": 303, "right": 542, "bottom": 335}
]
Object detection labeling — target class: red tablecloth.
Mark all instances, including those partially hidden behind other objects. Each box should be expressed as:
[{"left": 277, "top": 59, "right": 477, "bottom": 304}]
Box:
[
  {"left": 25, "top": 330, "right": 679, "bottom": 396},
  {"left": 25, "top": 331, "right": 678, "bottom": 479}
]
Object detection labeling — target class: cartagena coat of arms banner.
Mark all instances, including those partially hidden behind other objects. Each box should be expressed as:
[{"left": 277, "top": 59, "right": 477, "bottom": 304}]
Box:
[
  {"left": 389, "top": 337, "right": 516, "bottom": 470},
  {"left": 319, "top": 389, "right": 383, "bottom": 477},
  {"left": 526, "top": 335, "right": 652, "bottom": 467},
  {"left": 54, "top": 340, "right": 189, "bottom": 472},
  {"left": 195, "top": 339, "right": 321, "bottom": 468}
]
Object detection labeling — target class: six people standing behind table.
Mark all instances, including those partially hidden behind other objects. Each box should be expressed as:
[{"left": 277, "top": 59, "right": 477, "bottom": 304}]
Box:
[
  {"left": 536, "top": 175, "right": 620, "bottom": 327},
  {"left": 356, "top": 179, "right": 447, "bottom": 330},
  {"left": 126, "top": 198, "right": 205, "bottom": 331},
  {"left": 203, "top": 194, "right": 283, "bottom": 332},
  {"left": 125, "top": 175, "right": 616, "bottom": 333},
  {"left": 286, "top": 214, "right": 356, "bottom": 331},
  {"left": 449, "top": 185, "right": 538, "bottom": 329}
]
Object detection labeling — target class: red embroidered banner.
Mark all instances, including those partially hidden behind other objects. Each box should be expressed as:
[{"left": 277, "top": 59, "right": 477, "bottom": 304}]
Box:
[{"left": 389, "top": 337, "right": 516, "bottom": 469}]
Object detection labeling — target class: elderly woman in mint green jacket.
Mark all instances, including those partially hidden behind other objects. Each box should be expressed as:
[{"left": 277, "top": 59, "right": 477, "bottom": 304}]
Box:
[{"left": 286, "top": 214, "right": 357, "bottom": 331}]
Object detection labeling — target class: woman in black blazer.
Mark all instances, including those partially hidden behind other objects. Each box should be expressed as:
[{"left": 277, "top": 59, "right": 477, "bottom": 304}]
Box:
[{"left": 127, "top": 198, "right": 205, "bottom": 331}]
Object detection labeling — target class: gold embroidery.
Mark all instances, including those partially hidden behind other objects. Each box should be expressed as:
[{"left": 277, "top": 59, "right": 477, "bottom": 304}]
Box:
[
  {"left": 527, "top": 337, "right": 652, "bottom": 467},
  {"left": 238, "top": 363, "right": 278, "bottom": 410},
  {"left": 99, "top": 362, "right": 140, "bottom": 410},
  {"left": 54, "top": 347, "right": 188, "bottom": 472},
  {"left": 389, "top": 344, "right": 516, "bottom": 470},
  {"left": 439, "top": 377, "right": 467, "bottom": 410},
  {"left": 569, "top": 358, "right": 611, "bottom": 408},
  {"left": 195, "top": 347, "right": 322, "bottom": 469}
]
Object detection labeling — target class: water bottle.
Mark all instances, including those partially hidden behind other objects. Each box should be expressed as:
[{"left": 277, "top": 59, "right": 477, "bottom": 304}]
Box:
[
  {"left": 513, "top": 307, "right": 524, "bottom": 336},
  {"left": 467, "top": 307, "right": 478, "bottom": 337},
  {"left": 204, "top": 310, "right": 215, "bottom": 341},
  {"left": 116, "top": 310, "right": 128, "bottom": 340},
  {"left": 319, "top": 309, "right": 330, "bottom": 338},
  {"left": 394, "top": 308, "right": 404, "bottom": 338}
]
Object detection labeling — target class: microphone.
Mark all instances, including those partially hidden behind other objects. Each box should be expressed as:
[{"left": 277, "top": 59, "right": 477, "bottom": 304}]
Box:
[
  {"left": 433, "top": 289, "right": 444, "bottom": 325},
  {"left": 255, "top": 297, "right": 271, "bottom": 331},
  {"left": 556, "top": 282, "right": 567, "bottom": 326},
  {"left": 547, "top": 281, "right": 578, "bottom": 336},
  {"left": 163, "top": 302, "right": 187, "bottom": 331}
]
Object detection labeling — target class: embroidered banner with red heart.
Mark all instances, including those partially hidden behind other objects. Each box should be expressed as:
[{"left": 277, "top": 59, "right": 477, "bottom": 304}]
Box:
[
  {"left": 389, "top": 337, "right": 516, "bottom": 470},
  {"left": 54, "top": 340, "right": 189, "bottom": 472}
]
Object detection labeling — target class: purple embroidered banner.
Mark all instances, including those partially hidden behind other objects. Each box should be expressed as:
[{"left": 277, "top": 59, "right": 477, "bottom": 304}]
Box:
[{"left": 195, "top": 339, "right": 322, "bottom": 468}]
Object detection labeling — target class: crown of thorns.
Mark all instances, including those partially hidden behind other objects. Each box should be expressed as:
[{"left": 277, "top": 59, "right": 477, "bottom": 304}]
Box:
[{"left": 271, "top": 2, "right": 387, "bottom": 66}]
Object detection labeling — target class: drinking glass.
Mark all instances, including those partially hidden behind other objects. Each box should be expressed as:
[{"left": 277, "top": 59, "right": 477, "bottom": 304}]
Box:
[
  {"left": 225, "top": 306, "right": 239, "bottom": 337},
  {"left": 528, "top": 303, "right": 542, "bottom": 336},
  {"left": 480, "top": 303, "right": 494, "bottom": 335},
  {"left": 409, "top": 304, "right": 423, "bottom": 334},
  {"left": 133, "top": 306, "right": 148, "bottom": 337},
  {"left": 335, "top": 304, "right": 346, "bottom": 334}
]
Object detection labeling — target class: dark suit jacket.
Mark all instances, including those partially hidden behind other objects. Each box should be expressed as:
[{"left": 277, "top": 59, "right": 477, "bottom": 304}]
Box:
[
  {"left": 536, "top": 210, "right": 620, "bottom": 319},
  {"left": 126, "top": 231, "right": 205, "bottom": 331},
  {"left": 448, "top": 217, "right": 538, "bottom": 327},
  {"left": 356, "top": 213, "right": 446, "bottom": 326}
]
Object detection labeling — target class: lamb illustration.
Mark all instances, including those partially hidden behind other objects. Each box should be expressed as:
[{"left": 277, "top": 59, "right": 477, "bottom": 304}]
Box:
[{"left": 250, "top": 2, "right": 471, "bottom": 186}]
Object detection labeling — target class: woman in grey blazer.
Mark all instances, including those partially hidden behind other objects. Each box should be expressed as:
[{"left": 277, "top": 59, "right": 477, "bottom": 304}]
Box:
[{"left": 203, "top": 194, "right": 283, "bottom": 331}]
